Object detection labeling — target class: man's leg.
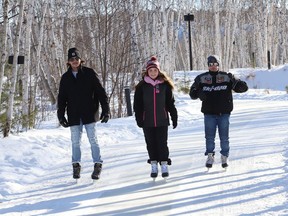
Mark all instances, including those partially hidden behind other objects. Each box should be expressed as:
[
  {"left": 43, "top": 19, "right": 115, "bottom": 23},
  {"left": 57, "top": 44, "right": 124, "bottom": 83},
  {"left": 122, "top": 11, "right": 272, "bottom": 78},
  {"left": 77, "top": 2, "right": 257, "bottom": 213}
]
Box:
[{"left": 85, "top": 122, "right": 102, "bottom": 163}]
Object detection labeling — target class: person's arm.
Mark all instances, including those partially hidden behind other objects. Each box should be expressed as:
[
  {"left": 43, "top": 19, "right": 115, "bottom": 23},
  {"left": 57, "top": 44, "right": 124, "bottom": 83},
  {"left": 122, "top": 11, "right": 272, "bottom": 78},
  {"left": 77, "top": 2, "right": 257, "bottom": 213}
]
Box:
[
  {"left": 93, "top": 72, "right": 110, "bottom": 123},
  {"left": 189, "top": 76, "right": 206, "bottom": 101},
  {"left": 133, "top": 82, "right": 144, "bottom": 128},
  {"left": 228, "top": 73, "right": 248, "bottom": 93},
  {"left": 57, "top": 77, "right": 69, "bottom": 127},
  {"left": 166, "top": 86, "right": 178, "bottom": 129}
]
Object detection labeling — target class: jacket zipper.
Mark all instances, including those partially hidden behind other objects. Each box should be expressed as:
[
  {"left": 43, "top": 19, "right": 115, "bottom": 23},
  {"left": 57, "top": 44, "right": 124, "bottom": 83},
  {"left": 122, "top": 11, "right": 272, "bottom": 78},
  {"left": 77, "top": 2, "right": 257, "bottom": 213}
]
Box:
[{"left": 153, "top": 87, "right": 157, "bottom": 127}]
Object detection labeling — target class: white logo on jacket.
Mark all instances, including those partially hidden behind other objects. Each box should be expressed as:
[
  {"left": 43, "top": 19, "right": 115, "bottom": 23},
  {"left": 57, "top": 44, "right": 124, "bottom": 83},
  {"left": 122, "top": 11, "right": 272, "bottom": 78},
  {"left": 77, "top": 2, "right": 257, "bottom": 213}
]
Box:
[{"left": 203, "top": 85, "right": 228, "bottom": 92}]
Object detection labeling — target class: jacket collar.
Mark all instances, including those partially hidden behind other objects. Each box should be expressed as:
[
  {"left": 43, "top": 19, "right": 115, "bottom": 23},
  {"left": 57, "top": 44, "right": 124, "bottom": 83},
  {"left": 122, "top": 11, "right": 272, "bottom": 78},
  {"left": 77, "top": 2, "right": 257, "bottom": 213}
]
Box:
[{"left": 144, "top": 76, "right": 164, "bottom": 86}]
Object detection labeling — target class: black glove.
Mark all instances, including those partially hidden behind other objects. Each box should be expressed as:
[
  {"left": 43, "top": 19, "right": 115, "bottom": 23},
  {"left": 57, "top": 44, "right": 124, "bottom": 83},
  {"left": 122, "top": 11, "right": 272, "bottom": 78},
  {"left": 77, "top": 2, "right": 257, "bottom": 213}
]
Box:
[
  {"left": 228, "top": 72, "right": 239, "bottom": 88},
  {"left": 198, "top": 90, "right": 206, "bottom": 101},
  {"left": 100, "top": 112, "right": 109, "bottom": 123},
  {"left": 59, "top": 117, "right": 69, "bottom": 128},
  {"left": 136, "top": 121, "right": 143, "bottom": 128},
  {"left": 172, "top": 120, "right": 177, "bottom": 129},
  {"left": 228, "top": 72, "right": 234, "bottom": 78},
  {"left": 234, "top": 81, "right": 248, "bottom": 93},
  {"left": 228, "top": 72, "right": 247, "bottom": 92}
]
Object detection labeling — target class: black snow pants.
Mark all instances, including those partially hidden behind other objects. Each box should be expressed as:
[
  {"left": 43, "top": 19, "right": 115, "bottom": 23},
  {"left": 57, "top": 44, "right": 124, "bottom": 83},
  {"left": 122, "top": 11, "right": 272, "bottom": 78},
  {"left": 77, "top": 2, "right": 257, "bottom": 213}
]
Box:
[{"left": 143, "top": 126, "right": 169, "bottom": 163}]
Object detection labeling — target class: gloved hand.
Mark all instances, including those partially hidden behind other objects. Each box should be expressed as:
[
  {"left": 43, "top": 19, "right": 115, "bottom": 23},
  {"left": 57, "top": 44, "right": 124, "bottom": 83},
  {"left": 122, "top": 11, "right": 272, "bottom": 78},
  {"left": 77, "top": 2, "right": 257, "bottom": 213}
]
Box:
[
  {"left": 172, "top": 120, "right": 177, "bottom": 129},
  {"left": 136, "top": 121, "right": 143, "bottom": 128},
  {"left": 198, "top": 90, "right": 206, "bottom": 101},
  {"left": 100, "top": 112, "right": 109, "bottom": 123},
  {"left": 234, "top": 81, "right": 248, "bottom": 93},
  {"left": 228, "top": 72, "right": 238, "bottom": 87},
  {"left": 228, "top": 72, "right": 234, "bottom": 79},
  {"left": 59, "top": 117, "right": 69, "bottom": 128}
]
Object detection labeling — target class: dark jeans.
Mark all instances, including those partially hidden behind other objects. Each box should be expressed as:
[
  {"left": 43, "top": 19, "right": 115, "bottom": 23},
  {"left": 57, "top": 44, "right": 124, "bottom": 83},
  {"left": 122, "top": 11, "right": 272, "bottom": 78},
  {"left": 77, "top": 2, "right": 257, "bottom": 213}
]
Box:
[
  {"left": 143, "top": 126, "right": 169, "bottom": 162},
  {"left": 204, "top": 114, "right": 230, "bottom": 157}
]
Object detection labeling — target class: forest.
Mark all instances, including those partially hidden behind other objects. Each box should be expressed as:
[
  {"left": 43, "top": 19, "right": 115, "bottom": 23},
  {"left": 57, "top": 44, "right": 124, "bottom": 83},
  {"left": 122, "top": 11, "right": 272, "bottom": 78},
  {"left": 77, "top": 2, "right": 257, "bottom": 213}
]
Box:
[{"left": 0, "top": 0, "right": 287, "bottom": 137}]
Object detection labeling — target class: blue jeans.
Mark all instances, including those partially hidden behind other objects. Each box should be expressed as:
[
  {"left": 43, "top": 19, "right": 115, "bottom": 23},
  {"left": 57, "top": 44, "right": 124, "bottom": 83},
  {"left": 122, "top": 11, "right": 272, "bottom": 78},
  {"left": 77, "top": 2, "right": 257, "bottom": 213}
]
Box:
[
  {"left": 204, "top": 114, "right": 230, "bottom": 157},
  {"left": 70, "top": 122, "right": 102, "bottom": 163}
]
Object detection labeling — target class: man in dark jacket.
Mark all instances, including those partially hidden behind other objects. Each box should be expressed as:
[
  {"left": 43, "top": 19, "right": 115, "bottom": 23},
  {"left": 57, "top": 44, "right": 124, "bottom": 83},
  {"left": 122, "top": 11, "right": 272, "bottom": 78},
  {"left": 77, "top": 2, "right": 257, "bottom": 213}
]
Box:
[
  {"left": 189, "top": 55, "right": 248, "bottom": 169},
  {"left": 57, "top": 48, "right": 109, "bottom": 180}
]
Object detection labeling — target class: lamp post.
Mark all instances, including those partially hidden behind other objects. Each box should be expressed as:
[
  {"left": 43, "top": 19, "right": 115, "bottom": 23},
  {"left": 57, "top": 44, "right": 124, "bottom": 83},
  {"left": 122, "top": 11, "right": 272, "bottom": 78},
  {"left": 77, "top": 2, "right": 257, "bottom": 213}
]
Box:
[
  {"left": 184, "top": 13, "right": 194, "bottom": 71},
  {"left": 124, "top": 86, "right": 132, "bottom": 116}
]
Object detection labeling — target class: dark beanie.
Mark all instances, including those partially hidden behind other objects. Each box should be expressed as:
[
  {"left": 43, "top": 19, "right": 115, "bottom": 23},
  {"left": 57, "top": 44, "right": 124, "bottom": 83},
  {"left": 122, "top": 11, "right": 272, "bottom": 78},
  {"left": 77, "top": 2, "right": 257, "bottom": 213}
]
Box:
[
  {"left": 207, "top": 55, "right": 221, "bottom": 66},
  {"left": 68, "top": 48, "right": 81, "bottom": 60},
  {"left": 146, "top": 56, "right": 160, "bottom": 71}
]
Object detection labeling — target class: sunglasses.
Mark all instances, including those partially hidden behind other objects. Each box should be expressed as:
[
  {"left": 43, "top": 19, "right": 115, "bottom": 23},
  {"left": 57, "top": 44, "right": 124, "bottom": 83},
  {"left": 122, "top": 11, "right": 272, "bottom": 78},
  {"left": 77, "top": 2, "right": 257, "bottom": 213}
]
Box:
[
  {"left": 69, "top": 57, "right": 80, "bottom": 62},
  {"left": 208, "top": 62, "right": 219, "bottom": 67}
]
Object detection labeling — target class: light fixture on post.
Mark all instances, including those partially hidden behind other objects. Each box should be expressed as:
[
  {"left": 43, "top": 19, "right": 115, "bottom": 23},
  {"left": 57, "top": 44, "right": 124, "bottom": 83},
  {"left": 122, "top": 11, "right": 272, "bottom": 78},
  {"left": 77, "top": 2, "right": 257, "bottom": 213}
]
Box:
[{"left": 184, "top": 13, "right": 194, "bottom": 71}]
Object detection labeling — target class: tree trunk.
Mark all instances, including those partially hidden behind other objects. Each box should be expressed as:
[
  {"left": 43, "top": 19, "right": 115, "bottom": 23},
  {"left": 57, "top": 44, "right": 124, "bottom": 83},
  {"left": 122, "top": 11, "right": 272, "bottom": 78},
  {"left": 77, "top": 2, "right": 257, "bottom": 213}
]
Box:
[
  {"left": 127, "top": 0, "right": 143, "bottom": 88},
  {"left": 4, "top": 0, "right": 25, "bottom": 137},
  {"left": 213, "top": 0, "right": 222, "bottom": 58},
  {"left": 0, "top": 0, "right": 9, "bottom": 110},
  {"left": 21, "top": 0, "right": 34, "bottom": 130}
]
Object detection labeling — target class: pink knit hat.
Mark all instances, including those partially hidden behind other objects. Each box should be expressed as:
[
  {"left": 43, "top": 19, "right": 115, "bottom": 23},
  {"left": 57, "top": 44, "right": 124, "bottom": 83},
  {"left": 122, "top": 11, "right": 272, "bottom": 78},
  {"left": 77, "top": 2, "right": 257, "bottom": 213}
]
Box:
[{"left": 146, "top": 56, "right": 160, "bottom": 71}]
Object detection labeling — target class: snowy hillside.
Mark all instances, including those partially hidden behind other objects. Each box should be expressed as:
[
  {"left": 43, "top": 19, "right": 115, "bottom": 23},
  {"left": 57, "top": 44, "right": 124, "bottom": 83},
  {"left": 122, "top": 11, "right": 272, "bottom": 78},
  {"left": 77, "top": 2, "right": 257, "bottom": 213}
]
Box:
[{"left": 0, "top": 65, "right": 287, "bottom": 216}]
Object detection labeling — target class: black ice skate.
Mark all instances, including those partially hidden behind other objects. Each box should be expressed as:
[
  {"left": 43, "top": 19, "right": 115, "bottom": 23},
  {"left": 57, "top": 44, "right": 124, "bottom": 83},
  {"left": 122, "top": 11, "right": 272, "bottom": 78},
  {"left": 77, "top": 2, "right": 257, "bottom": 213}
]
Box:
[
  {"left": 91, "top": 163, "right": 102, "bottom": 180},
  {"left": 72, "top": 162, "right": 81, "bottom": 179}
]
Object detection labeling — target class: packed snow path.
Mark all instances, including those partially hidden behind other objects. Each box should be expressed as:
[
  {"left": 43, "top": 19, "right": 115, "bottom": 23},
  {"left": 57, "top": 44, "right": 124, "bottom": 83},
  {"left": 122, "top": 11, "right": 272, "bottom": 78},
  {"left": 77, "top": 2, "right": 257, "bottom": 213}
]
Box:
[{"left": 0, "top": 91, "right": 287, "bottom": 216}]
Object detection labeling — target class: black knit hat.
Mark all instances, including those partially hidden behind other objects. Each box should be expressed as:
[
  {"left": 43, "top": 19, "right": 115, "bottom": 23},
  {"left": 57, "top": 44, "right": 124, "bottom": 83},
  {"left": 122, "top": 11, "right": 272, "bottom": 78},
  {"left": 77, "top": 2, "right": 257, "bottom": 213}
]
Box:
[
  {"left": 207, "top": 55, "right": 221, "bottom": 66},
  {"left": 68, "top": 48, "right": 81, "bottom": 60}
]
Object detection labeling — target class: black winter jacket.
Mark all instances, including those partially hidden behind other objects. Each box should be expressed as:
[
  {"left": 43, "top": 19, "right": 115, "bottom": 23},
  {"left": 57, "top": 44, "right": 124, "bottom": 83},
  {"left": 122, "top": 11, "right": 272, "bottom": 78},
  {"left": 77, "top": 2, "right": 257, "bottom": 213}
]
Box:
[
  {"left": 133, "top": 77, "right": 177, "bottom": 128},
  {"left": 189, "top": 71, "right": 248, "bottom": 115},
  {"left": 57, "top": 66, "right": 109, "bottom": 126}
]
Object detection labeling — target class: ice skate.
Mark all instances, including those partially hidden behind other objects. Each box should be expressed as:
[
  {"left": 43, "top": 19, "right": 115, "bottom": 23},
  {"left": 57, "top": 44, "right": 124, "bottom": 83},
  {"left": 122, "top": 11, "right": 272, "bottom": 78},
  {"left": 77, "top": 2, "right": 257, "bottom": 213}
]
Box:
[
  {"left": 206, "top": 153, "right": 214, "bottom": 170},
  {"left": 72, "top": 162, "right": 81, "bottom": 180},
  {"left": 91, "top": 163, "right": 102, "bottom": 180},
  {"left": 221, "top": 155, "right": 228, "bottom": 169},
  {"left": 150, "top": 161, "right": 158, "bottom": 180},
  {"left": 160, "top": 161, "right": 169, "bottom": 179}
]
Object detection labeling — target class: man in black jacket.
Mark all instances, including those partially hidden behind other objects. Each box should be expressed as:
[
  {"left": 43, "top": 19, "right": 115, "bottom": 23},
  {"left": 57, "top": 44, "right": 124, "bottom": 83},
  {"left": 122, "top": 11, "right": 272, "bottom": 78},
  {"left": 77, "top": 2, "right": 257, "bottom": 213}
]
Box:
[
  {"left": 189, "top": 55, "right": 248, "bottom": 169},
  {"left": 57, "top": 48, "right": 109, "bottom": 180}
]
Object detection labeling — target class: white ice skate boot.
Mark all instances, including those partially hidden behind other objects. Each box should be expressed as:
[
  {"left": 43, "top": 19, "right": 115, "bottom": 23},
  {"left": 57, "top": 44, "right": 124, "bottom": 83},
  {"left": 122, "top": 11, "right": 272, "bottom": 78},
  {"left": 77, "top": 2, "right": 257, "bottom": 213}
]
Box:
[
  {"left": 221, "top": 155, "right": 228, "bottom": 168},
  {"left": 150, "top": 161, "right": 158, "bottom": 178},
  {"left": 206, "top": 153, "right": 214, "bottom": 169},
  {"left": 160, "top": 161, "right": 169, "bottom": 178}
]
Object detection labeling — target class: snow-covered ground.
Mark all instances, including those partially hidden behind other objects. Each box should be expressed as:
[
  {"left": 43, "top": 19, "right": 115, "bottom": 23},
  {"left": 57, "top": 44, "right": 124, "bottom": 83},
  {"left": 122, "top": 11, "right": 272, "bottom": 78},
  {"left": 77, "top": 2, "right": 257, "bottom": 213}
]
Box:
[{"left": 0, "top": 65, "right": 288, "bottom": 216}]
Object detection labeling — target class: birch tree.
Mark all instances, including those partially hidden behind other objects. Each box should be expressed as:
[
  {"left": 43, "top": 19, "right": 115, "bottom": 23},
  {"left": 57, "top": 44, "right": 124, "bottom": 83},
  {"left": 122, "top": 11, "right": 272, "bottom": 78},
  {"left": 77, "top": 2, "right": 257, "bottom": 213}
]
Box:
[
  {"left": 0, "top": 0, "right": 9, "bottom": 110},
  {"left": 1, "top": 0, "right": 288, "bottom": 135},
  {"left": 277, "top": 0, "right": 287, "bottom": 64},
  {"left": 4, "top": 0, "right": 25, "bottom": 137},
  {"left": 222, "top": 0, "right": 241, "bottom": 70},
  {"left": 21, "top": 0, "right": 34, "bottom": 130},
  {"left": 127, "top": 0, "right": 143, "bottom": 87},
  {"left": 253, "top": 0, "right": 268, "bottom": 67},
  {"left": 213, "top": 0, "right": 222, "bottom": 58}
]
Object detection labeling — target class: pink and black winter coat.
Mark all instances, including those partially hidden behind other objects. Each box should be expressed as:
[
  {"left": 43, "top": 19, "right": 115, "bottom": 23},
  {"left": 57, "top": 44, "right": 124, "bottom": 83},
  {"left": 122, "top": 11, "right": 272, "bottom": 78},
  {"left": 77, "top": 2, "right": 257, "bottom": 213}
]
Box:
[{"left": 133, "top": 76, "right": 178, "bottom": 128}]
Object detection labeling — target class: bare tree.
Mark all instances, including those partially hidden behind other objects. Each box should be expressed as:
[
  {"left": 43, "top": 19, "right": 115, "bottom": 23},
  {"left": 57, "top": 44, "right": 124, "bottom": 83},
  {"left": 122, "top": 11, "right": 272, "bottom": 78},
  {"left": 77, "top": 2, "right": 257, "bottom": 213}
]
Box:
[
  {"left": 1, "top": 0, "right": 287, "bottom": 136},
  {"left": 277, "top": 0, "right": 287, "bottom": 64},
  {"left": 0, "top": 0, "right": 9, "bottom": 109},
  {"left": 213, "top": 0, "right": 222, "bottom": 58},
  {"left": 127, "top": 0, "right": 143, "bottom": 87},
  {"left": 21, "top": 0, "right": 34, "bottom": 130},
  {"left": 4, "top": 0, "right": 25, "bottom": 137},
  {"left": 222, "top": 0, "right": 241, "bottom": 71}
]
